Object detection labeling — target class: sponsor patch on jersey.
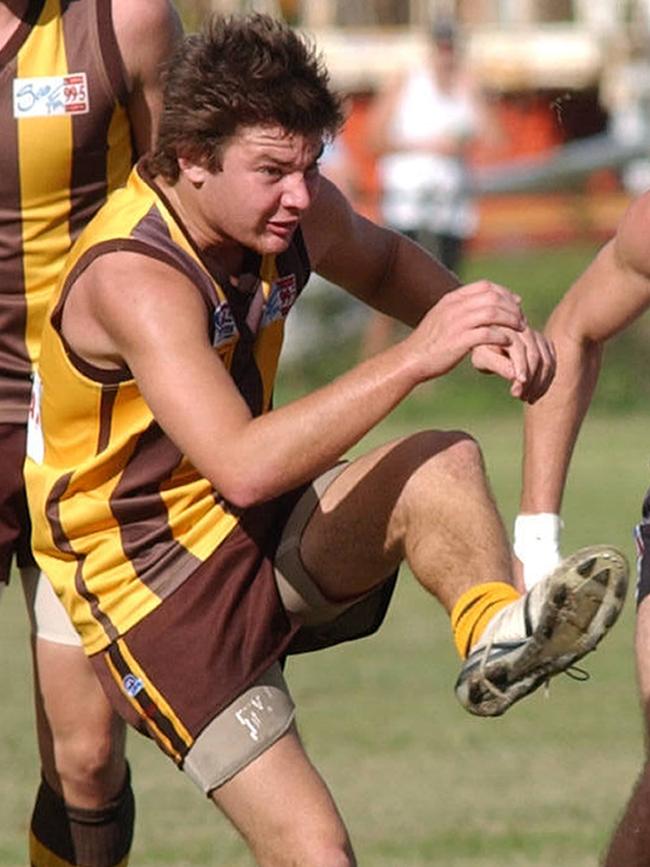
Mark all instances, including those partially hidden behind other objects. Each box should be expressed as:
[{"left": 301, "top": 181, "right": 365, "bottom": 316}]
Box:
[
  {"left": 13, "top": 72, "right": 89, "bottom": 118},
  {"left": 261, "top": 274, "right": 298, "bottom": 326},
  {"left": 212, "top": 301, "right": 238, "bottom": 349}
]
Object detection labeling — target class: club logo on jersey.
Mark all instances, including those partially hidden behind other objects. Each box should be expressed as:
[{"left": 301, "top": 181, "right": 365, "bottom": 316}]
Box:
[
  {"left": 212, "top": 301, "right": 238, "bottom": 349},
  {"left": 261, "top": 274, "right": 298, "bottom": 326},
  {"left": 13, "top": 72, "right": 89, "bottom": 118}
]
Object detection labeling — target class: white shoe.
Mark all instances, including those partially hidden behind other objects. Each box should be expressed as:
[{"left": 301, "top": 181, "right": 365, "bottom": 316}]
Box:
[{"left": 455, "top": 545, "right": 628, "bottom": 717}]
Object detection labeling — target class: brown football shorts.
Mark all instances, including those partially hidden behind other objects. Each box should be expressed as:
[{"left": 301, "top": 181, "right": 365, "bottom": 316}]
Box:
[{"left": 91, "top": 463, "right": 397, "bottom": 794}]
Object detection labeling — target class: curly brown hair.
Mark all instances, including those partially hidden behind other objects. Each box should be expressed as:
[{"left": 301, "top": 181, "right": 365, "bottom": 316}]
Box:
[{"left": 147, "top": 13, "right": 344, "bottom": 182}]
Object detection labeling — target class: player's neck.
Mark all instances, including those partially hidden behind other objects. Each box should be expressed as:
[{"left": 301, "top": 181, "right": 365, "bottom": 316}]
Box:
[
  {"left": 0, "top": 0, "right": 29, "bottom": 48},
  {"left": 160, "top": 176, "right": 245, "bottom": 278}
]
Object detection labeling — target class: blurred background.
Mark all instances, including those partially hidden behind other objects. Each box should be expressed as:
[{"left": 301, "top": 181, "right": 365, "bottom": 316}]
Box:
[
  {"left": 5, "top": 4, "right": 650, "bottom": 865},
  {"left": 175, "top": 0, "right": 650, "bottom": 240},
  {"left": 171, "top": 0, "right": 650, "bottom": 400}
]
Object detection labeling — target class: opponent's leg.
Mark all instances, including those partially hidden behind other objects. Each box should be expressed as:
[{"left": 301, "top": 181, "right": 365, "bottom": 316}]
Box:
[
  {"left": 23, "top": 569, "right": 134, "bottom": 867},
  {"left": 212, "top": 724, "right": 355, "bottom": 867},
  {"left": 602, "top": 595, "right": 650, "bottom": 866},
  {"left": 298, "top": 430, "right": 627, "bottom": 715}
]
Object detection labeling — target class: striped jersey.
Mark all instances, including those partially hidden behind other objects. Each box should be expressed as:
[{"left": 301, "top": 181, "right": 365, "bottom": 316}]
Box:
[
  {"left": 0, "top": 0, "right": 133, "bottom": 423},
  {"left": 25, "top": 162, "right": 310, "bottom": 654}
]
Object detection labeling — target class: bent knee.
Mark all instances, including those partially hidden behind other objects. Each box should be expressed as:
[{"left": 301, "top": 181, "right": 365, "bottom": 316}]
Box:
[
  {"left": 400, "top": 429, "right": 483, "bottom": 482},
  {"left": 54, "top": 731, "right": 125, "bottom": 792}
]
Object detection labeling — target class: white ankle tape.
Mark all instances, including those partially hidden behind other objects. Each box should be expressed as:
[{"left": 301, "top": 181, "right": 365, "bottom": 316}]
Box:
[{"left": 513, "top": 513, "right": 563, "bottom": 590}]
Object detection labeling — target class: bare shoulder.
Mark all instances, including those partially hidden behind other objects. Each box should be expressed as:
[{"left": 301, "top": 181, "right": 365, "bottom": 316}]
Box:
[
  {"left": 111, "top": 0, "right": 183, "bottom": 86},
  {"left": 66, "top": 250, "right": 208, "bottom": 366},
  {"left": 301, "top": 174, "right": 398, "bottom": 295},
  {"left": 301, "top": 175, "right": 355, "bottom": 266},
  {"left": 302, "top": 175, "right": 383, "bottom": 272},
  {"left": 86, "top": 250, "right": 206, "bottom": 325}
]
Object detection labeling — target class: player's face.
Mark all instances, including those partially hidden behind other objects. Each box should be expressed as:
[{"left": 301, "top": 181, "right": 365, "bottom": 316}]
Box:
[{"left": 196, "top": 125, "right": 323, "bottom": 256}]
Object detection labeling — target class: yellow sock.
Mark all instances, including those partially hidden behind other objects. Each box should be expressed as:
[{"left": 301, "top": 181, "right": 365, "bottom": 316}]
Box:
[{"left": 451, "top": 582, "right": 521, "bottom": 659}]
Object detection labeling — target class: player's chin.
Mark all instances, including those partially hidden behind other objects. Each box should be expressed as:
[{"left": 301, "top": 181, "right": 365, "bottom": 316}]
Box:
[
  {"left": 259, "top": 233, "right": 293, "bottom": 255},
  {"left": 266, "top": 221, "right": 299, "bottom": 246}
]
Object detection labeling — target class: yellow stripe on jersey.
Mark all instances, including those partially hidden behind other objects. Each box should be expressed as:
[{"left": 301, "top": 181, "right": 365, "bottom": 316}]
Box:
[
  {"left": 17, "top": 0, "right": 72, "bottom": 375},
  {"left": 106, "top": 102, "right": 134, "bottom": 196},
  {"left": 41, "top": 378, "right": 164, "bottom": 651},
  {"left": 158, "top": 460, "right": 239, "bottom": 560},
  {"left": 255, "top": 255, "right": 286, "bottom": 409}
]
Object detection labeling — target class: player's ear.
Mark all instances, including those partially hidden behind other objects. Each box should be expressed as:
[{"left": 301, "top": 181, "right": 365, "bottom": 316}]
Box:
[{"left": 177, "top": 154, "right": 209, "bottom": 188}]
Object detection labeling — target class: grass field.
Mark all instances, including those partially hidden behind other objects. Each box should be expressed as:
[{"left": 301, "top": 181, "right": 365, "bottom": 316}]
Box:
[{"left": 0, "top": 410, "right": 646, "bottom": 866}]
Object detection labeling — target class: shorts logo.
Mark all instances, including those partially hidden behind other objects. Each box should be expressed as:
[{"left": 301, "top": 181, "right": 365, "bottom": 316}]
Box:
[
  {"left": 123, "top": 674, "right": 144, "bottom": 698},
  {"left": 235, "top": 688, "right": 275, "bottom": 742},
  {"left": 13, "top": 73, "right": 90, "bottom": 118},
  {"left": 262, "top": 274, "right": 298, "bottom": 326}
]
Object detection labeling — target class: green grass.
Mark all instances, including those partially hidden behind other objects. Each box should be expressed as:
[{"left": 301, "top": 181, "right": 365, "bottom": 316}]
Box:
[{"left": 0, "top": 411, "right": 645, "bottom": 866}]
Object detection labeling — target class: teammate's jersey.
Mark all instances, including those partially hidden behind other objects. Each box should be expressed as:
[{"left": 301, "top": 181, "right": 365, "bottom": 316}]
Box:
[
  {"left": 25, "top": 162, "right": 310, "bottom": 654},
  {"left": 0, "top": 0, "right": 133, "bottom": 423}
]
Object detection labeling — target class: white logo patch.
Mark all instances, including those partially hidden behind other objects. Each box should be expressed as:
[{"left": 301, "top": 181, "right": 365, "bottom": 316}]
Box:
[
  {"left": 234, "top": 687, "right": 276, "bottom": 742},
  {"left": 26, "top": 370, "right": 44, "bottom": 465},
  {"left": 13, "top": 73, "right": 89, "bottom": 118}
]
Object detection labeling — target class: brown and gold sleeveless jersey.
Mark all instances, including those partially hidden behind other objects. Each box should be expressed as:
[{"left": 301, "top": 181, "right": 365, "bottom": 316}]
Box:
[
  {"left": 0, "top": 0, "right": 133, "bottom": 423},
  {"left": 25, "top": 163, "right": 310, "bottom": 654}
]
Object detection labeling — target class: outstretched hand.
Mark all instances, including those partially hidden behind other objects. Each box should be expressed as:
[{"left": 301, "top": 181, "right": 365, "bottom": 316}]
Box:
[
  {"left": 404, "top": 280, "right": 552, "bottom": 394},
  {"left": 470, "top": 325, "right": 556, "bottom": 403}
]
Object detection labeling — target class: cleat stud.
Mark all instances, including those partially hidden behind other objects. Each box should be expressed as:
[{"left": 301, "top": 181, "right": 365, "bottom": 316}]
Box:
[
  {"left": 469, "top": 684, "right": 483, "bottom": 704},
  {"left": 615, "top": 579, "right": 627, "bottom": 599},
  {"left": 553, "top": 585, "right": 568, "bottom": 606},
  {"left": 604, "top": 608, "right": 618, "bottom": 628},
  {"left": 490, "top": 667, "right": 508, "bottom": 688},
  {"left": 576, "top": 557, "right": 596, "bottom": 577},
  {"left": 591, "top": 568, "right": 610, "bottom": 587}
]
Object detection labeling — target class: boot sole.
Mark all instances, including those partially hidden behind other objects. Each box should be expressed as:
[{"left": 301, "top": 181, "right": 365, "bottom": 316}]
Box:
[{"left": 455, "top": 545, "right": 629, "bottom": 717}]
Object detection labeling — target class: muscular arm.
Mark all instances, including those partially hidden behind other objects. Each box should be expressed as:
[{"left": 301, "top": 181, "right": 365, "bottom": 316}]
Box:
[
  {"left": 63, "top": 251, "right": 527, "bottom": 508},
  {"left": 304, "top": 177, "right": 555, "bottom": 404},
  {"left": 520, "top": 193, "right": 650, "bottom": 515},
  {"left": 303, "top": 176, "right": 460, "bottom": 323},
  {"left": 112, "top": 0, "right": 183, "bottom": 154}
]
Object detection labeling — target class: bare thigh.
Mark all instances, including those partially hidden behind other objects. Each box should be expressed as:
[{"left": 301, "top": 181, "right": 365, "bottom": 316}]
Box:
[
  {"left": 299, "top": 429, "right": 481, "bottom": 602},
  {"left": 22, "top": 568, "right": 127, "bottom": 806},
  {"left": 212, "top": 724, "right": 355, "bottom": 867}
]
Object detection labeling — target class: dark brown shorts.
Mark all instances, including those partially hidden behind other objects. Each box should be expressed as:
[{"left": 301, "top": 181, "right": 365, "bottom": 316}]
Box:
[
  {"left": 91, "top": 466, "right": 397, "bottom": 794},
  {"left": 0, "top": 423, "right": 37, "bottom": 584}
]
